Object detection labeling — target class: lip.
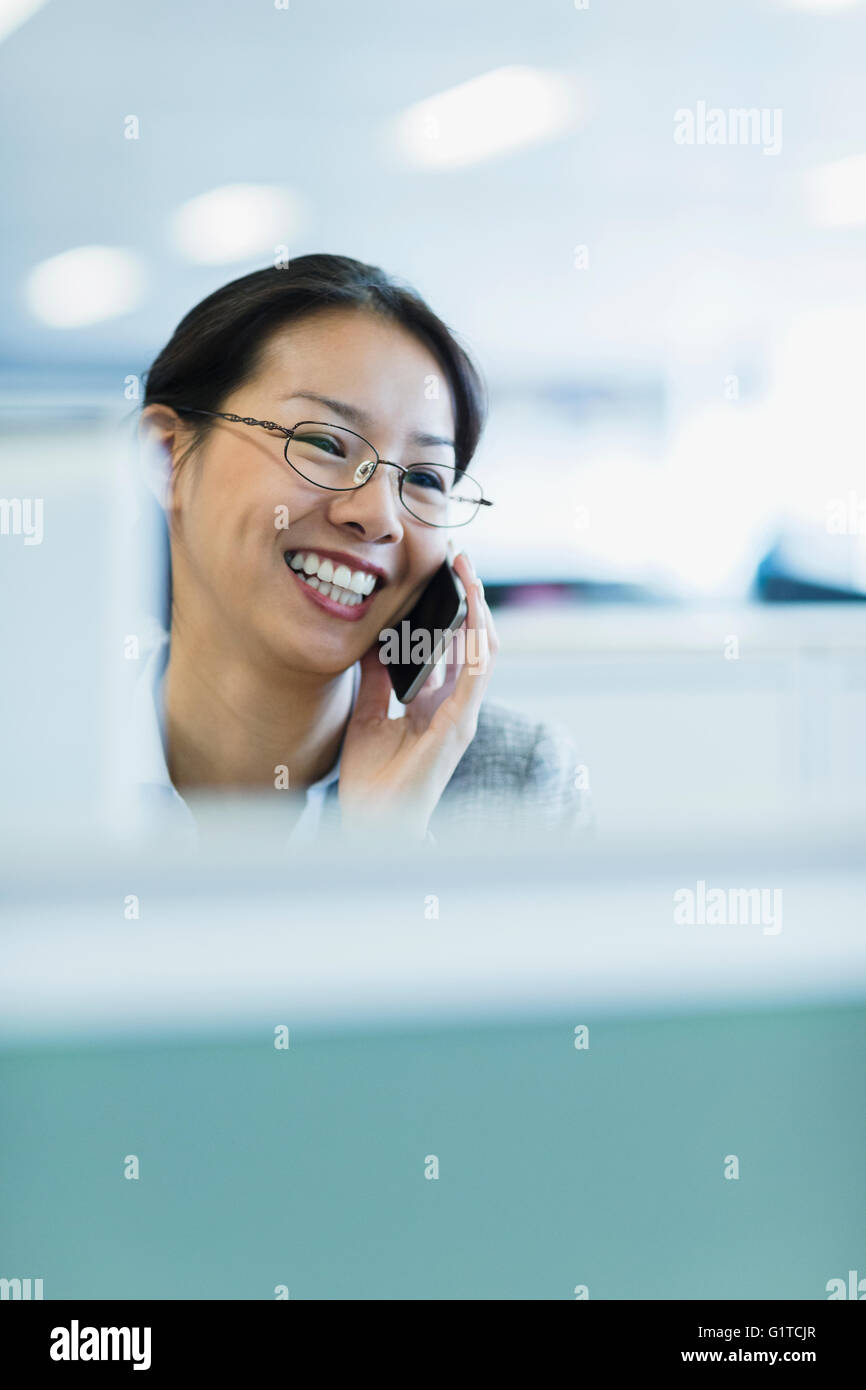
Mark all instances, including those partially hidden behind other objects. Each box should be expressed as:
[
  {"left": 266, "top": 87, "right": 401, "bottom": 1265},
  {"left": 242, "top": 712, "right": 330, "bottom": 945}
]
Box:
[{"left": 285, "top": 557, "right": 380, "bottom": 622}]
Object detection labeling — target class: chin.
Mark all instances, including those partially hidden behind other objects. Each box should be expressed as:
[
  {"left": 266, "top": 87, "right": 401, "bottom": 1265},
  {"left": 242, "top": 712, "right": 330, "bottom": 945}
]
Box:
[{"left": 272, "top": 632, "right": 362, "bottom": 677}]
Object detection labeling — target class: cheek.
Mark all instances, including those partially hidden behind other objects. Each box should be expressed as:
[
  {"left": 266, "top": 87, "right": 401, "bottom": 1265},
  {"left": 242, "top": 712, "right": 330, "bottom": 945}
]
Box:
[
  {"left": 206, "top": 464, "right": 287, "bottom": 549},
  {"left": 177, "top": 489, "right": 266, "bottom": 591}
]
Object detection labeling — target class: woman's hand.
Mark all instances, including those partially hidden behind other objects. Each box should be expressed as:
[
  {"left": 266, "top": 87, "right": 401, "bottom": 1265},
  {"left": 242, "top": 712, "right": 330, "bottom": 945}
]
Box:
[{"left": 337, "top": 550, "right": 499, "bottom": 841}]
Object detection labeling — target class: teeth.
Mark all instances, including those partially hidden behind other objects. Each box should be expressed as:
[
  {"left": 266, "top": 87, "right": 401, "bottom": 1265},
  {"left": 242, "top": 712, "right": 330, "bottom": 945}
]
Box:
[{"left": 287, "top": 551, "right": 378, "bottom": 603}]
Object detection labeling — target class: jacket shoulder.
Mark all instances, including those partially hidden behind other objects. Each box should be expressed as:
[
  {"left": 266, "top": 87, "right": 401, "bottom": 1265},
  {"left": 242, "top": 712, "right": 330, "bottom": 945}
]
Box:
[
  {"left": 433, "top": 699, "right": 591, "bottom": 833},
  {"left": 457, "top": 700, "right": 558, "bottom": 766}
]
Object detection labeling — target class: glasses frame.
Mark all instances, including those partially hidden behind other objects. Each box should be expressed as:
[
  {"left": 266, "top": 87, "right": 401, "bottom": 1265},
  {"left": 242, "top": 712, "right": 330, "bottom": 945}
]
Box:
[{"left": 174, "top": 407, "right": 493, "bottom": 528}]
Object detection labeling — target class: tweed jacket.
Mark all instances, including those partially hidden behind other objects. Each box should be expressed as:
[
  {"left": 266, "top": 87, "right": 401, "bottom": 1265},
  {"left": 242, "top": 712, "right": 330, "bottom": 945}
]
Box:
[{"left": 429, "top": 700, "right": 590, "bottom": 838}]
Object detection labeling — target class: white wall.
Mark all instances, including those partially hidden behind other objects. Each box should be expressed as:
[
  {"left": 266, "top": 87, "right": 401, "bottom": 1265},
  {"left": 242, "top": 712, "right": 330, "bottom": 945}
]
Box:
[{"left": 485, "top": 604, "right": 866, "bottom": 837}]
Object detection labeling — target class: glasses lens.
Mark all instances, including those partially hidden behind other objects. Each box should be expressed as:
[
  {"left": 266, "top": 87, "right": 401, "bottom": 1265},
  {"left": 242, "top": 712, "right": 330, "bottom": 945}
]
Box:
[
  {"left": 285, "top": 424, "right": 483, "bottom": 526},
  {"left": 286, "top": 423, "right": 376, "bottom": 489},
  {"left": 400, "top": 465, "right": 482, "bottom": 527}
]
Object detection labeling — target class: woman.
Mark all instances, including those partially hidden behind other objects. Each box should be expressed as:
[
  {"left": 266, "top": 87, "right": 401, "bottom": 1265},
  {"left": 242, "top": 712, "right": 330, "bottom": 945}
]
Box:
[{"left": 136, "top": 254, "right": 586, "bottom": 846}]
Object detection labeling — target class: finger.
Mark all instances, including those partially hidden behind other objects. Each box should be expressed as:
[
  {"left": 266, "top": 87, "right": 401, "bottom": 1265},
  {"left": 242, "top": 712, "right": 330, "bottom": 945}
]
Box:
[
  {"left": 350, "top": 643, "right": 394, "bottom": 724},
  {"left": 409, "top": 622, "right": 463, "bottom": 721},
  {"left": 459, "top": 572, "right": 494, "bottom": 682},
  {"left": 450, "top": 548, "right": 475, "bottom": 596},
  {"left": 451, "top": 551, "right": 498, "bottom": 662},
  {"left": 436, "top": 630, "right": 463, "bottom": 699},
  {"left": 481, "top": 588, "right": 499, "bottom": 657},
  {"left": 431, "top": 572, "right": 496, "bottom": 738},
  {"left": 426, "top": 651, "right": 447, "bottom": 691}
]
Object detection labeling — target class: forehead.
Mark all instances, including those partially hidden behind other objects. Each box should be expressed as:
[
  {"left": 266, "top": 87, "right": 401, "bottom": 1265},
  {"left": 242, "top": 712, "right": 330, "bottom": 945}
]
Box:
[{"left": 254, "top": 307, "right": 456, "bottom": 438}]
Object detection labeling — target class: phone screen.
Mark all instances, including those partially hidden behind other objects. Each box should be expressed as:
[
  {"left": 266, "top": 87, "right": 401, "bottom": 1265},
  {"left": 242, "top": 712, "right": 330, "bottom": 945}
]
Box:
[{"left": 378, "top": 559, "right": 467, "bottom": 703}]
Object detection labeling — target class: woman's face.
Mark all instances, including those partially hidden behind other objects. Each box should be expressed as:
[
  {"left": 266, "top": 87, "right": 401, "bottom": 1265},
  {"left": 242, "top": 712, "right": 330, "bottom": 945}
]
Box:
[{"left": 161, "top": 307, "right": 459, "bottom": 677}]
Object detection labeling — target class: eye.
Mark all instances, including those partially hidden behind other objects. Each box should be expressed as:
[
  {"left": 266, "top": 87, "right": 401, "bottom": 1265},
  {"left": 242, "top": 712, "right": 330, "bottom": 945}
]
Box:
[
  {"left": 404, "top": 466, "right": 447, "bottom": 492},
  {"left": 295, "top": 431, "right": 345, "bottom": 457}
]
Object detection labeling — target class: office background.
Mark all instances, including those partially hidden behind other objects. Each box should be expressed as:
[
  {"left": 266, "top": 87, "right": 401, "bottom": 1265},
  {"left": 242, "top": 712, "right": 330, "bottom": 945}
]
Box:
[
  {"left": 1, "top": 0, "right": 865, "bottom": 1300},
  {"left": 3, "top": 0, "right": 866, "bottom": 833}
]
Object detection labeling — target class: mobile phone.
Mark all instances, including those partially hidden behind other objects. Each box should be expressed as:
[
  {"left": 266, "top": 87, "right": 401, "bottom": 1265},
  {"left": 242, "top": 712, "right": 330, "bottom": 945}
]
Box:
[{"left": 379, "top": 558, "right": 468, "bottom": 704}]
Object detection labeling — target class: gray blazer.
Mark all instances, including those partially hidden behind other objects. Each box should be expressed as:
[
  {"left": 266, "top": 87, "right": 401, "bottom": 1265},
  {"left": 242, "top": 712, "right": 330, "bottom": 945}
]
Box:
[{"left": 429, "top": 700, "right": 591, "bottom": 840}]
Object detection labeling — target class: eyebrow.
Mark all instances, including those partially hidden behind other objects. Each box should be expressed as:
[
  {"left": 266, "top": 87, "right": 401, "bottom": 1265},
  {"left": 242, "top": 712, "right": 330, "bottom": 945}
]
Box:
[{"left": 283, "top": 391, "right": 455, "bottom": 451}]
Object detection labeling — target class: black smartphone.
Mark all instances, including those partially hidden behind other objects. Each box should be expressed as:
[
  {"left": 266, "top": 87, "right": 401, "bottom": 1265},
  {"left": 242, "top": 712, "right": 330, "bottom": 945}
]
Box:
[{"left": 378, "top": 558, "right": 468, "bottom": 704}]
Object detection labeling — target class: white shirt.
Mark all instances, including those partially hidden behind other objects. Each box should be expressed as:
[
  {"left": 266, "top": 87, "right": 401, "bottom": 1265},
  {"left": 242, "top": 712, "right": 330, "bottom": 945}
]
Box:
[{"left": 129, "top": 632, "right": 360, "bottom": 845}]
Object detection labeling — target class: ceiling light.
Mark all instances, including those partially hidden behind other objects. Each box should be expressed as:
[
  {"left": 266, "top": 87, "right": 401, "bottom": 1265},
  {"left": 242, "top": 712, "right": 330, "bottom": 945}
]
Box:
[
  {"left": 170, "top": 184, "right": 305, "bottom": 265},
  {"left": 0, "top": 0, "right": 48, "bottom": 45},
  {"left": 389, "top": 66, "right": 580, "bottom": 169},
  {"left": 25, "top": 246, "right": 145, "bottom": 328}
]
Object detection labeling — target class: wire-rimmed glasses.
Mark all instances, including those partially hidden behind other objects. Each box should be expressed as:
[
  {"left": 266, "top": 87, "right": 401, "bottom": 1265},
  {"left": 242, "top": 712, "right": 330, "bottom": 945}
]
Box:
[{"left": 174, "top": 408, "right": 492, "bottom": 528}]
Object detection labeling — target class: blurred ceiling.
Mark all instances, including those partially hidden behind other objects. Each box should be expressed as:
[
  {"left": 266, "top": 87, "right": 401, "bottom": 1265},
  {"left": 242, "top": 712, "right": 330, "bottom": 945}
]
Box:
[{"left": 2, "top": 0, "right": 866, "bottom": 392}]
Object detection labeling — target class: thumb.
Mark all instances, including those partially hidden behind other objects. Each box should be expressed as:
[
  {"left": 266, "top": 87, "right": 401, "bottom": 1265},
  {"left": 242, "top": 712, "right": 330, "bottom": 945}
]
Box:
[{"left": 350, "top": 644, "right": 394, "bottom": 723}]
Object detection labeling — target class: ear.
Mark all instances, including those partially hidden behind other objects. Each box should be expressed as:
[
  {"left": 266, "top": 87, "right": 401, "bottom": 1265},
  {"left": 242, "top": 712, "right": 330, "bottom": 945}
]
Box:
[{"left": 137, "top": 404, "right": 184, "bottom": 512}]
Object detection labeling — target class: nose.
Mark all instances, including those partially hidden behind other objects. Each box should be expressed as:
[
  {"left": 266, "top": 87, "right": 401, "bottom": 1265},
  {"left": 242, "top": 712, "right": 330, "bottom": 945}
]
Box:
[{"left": 324, "top": 460, "right": 406, "bottom": 544}]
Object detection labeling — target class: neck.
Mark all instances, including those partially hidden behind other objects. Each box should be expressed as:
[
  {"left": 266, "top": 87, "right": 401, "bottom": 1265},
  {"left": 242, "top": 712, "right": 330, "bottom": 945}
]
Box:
[{"left": 163, "top": 623, "right": 355, "bottom": 796}]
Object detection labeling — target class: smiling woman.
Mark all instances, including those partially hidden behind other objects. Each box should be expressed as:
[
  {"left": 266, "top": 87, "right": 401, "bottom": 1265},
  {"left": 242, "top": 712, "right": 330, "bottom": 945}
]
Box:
[{"left": 135, "top": 254, "right": 589, "bottom": 847}]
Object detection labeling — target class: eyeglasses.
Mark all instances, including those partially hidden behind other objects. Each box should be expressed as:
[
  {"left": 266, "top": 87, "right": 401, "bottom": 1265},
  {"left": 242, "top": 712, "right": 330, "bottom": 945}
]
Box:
[{"left": 174, "top": 408, "right": 493, "bottom": 528}]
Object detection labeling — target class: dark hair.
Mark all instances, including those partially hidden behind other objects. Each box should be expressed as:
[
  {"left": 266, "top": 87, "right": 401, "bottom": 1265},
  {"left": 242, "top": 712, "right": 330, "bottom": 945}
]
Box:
[{"left": 142, "top": 253, "right": 487, "bottom": 475}]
